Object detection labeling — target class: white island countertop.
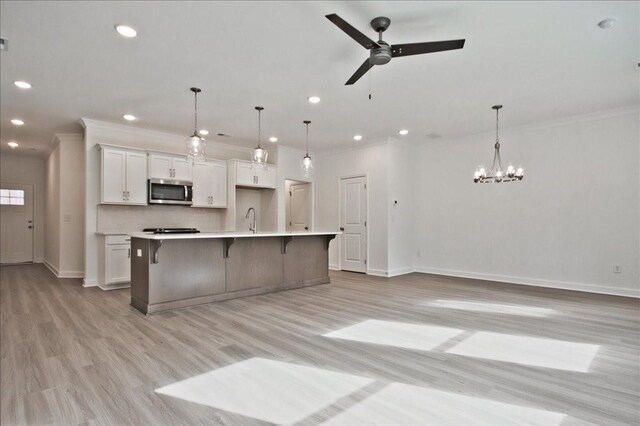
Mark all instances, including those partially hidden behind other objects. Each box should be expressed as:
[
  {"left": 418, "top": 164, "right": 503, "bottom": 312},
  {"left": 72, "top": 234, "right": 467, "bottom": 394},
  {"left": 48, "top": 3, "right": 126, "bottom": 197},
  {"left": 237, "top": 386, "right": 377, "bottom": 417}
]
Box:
[{"left": 128, "top": 231, "right": 340, "bottom": 240}]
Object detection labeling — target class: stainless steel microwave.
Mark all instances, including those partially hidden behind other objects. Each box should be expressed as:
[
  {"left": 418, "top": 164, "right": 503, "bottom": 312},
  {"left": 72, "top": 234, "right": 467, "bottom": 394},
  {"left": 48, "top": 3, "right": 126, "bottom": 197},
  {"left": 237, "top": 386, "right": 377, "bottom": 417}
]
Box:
[{"left": 148, "top": 179, "right": 193, "bottom": 205}]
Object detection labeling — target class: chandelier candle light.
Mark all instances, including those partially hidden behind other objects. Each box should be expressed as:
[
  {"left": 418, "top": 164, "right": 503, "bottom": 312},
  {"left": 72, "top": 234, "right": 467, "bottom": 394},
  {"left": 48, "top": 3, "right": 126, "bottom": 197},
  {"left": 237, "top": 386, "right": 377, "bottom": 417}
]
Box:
[
  {"left": 302, "top": 120, "right": 313, "bottom": 177},
  {"left": 186, "top": 87, "right": 206, "bottom": 161},
  {"left": 252, "top": 106, "right": 268, "bottom": 169},
  {"left": 474, "top": 105, "right": 524, "bottom": 183}
]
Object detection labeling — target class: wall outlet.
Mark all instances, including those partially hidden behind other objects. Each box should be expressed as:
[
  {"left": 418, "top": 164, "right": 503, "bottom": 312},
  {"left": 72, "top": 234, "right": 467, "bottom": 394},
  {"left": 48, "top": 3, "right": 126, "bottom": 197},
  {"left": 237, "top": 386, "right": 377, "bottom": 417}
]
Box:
[{"left": 613, "top": 265, "right": 622, "bottom": 274}]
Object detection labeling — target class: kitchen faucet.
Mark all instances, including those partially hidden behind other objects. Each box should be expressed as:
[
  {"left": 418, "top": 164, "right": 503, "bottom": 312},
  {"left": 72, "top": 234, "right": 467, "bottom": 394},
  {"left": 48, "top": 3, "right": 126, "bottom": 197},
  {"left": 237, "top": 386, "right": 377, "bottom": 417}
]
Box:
[{"left": 246, "top": 207, "right": 257, "bottom": 234}]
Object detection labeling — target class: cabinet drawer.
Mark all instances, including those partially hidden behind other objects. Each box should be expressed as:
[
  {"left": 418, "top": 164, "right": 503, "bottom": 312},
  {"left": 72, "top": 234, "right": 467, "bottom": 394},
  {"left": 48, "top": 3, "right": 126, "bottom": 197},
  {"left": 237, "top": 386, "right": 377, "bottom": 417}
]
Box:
[{"left": 106, "top": 235, "right": 131, "bottom": 245}]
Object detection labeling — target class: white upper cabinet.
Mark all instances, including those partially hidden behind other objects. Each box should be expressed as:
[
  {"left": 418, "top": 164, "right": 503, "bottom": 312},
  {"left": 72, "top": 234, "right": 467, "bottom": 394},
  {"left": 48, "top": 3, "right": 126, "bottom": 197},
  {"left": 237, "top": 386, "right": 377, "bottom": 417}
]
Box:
[
  {"left": 100, "top": 146, "right": 148, "bottom": 205},
  {"left": 192, "top": 160, "right": 227, "bottom": 208},
  {"left": 232, "top": 160, "right": 276, "bottom": 189},
  {"left": 148, "top": 153, "right": 192, "bottom": 181}
]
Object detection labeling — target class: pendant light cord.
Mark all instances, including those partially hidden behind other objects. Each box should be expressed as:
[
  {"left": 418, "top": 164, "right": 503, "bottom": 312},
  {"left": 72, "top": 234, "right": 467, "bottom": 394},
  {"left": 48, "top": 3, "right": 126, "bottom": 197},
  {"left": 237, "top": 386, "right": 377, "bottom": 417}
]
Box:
[
  {"left": 306, "top": 122, "right": 309, "bottom": 155},
  {"left": 257, "top": 109, "right": 261, "bottom": 148},
  {"left": 194, "top": 90, "right": 198, "bottom": 134},
  {"left": 495, "top": 107, "right": 499, "bottom": 148}
]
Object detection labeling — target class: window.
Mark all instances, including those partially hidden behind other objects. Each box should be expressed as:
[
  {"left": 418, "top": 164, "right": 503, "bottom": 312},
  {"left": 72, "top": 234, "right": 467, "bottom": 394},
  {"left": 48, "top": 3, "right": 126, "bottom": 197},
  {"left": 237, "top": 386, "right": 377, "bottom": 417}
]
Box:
[{"left": 0, "top": 189, "right": 24, "bottom": 205}]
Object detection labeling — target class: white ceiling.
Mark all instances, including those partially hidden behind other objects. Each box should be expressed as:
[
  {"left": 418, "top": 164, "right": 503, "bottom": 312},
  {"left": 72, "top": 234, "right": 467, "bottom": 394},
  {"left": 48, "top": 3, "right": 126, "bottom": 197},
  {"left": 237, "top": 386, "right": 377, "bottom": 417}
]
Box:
[{"left": 1, "top": 1, "right": 638, "bottom": 156}]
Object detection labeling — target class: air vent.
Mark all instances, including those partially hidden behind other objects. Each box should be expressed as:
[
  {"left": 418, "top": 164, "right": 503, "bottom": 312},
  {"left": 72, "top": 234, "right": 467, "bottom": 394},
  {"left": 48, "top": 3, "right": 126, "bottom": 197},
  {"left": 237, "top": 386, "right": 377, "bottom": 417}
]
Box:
[
  {"left": 0, "top": 38, "right": 7, "bottom": 51},
  {"left": 216, "top": 133, "right": 231, "bottom": 137}
]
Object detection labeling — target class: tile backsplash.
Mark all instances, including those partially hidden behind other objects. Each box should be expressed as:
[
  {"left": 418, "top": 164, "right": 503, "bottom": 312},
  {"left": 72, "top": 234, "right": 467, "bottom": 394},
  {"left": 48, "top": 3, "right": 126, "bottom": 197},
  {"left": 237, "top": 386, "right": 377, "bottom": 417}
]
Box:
[{"left": 97, "top": 204, "right": 225, "bottom": 232}]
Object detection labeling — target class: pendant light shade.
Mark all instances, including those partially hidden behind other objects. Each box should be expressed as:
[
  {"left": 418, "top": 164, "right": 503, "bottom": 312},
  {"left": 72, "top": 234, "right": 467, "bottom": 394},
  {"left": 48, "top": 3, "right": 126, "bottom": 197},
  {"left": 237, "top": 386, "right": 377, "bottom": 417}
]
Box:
[
  {"left": 474, "top": 105, "right": 524, "bottom": 183},
  {"left": 302, "top": 120, "right": 313, "bottom": 177},
  {"left": 252, "top": 106, "right": 268, "bottom": 169},
  {"left": 186, "top": 87, "right": 206, "bottom": 161}
]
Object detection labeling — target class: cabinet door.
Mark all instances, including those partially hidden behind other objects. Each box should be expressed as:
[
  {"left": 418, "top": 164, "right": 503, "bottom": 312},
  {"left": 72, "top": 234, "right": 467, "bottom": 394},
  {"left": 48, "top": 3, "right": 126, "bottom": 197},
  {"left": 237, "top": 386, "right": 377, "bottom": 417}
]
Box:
[
  {"left": 172, "top": 157, "right": 192, "bottom": 181},
  {"left": 209, "top": 162, "right": 228, "bottom": 208},
  {"left": 236, "top": 162, "right": 255, "bottom": 186},
  {"left": 191, "top": 162, "right": 211, "bottom": 207},
  {"left": 149, "top": 154, "right": 172, "bottom": 179},
  {"left": 125, "top": 152, "right": 148, "bottom": 204},
  {"left": 256, "top": 165, "right": 276, "bottom": 188},
  {"left": 106, "top": 245, "right": 131, "bottom": 284},
  {"left": 102, "top": 148, "right": 126, "bottom": 203}
]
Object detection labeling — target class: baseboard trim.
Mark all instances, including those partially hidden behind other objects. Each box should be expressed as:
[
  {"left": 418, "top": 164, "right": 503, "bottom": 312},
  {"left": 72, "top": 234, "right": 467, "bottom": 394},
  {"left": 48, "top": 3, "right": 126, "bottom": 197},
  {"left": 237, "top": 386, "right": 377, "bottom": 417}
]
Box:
[
  {"left": 43, "top": 260, "right": 60, "bottom": 277},
  {"left": 388, "top": 267, "right": 416, "bottom": 277},
  {"left": 329, "top": 263, "right": 340, "bottom": 271},
  {"left": 83, "top": 278, "right": 98, "bottom": 288},
  {"left": 415, "top": 267, "right": 640, "bottom": 298},
  {"left": 367, "top": 268, "right": 388, "bottom": 277}
]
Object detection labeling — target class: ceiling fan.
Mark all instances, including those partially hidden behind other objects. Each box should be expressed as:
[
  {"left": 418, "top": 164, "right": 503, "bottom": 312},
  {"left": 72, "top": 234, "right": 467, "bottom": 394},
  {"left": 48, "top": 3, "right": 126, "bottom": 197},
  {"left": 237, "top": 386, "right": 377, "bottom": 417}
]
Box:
[{"left": 326, "top": 14, "right": 465, "bottom": 85}]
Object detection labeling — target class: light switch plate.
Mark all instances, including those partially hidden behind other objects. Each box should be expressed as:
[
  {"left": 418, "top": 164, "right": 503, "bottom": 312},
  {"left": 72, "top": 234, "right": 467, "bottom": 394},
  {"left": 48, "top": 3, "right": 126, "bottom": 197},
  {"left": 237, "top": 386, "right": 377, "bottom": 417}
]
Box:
[{"left": 137, "top": 249, "right": 142, "bottom": 257}]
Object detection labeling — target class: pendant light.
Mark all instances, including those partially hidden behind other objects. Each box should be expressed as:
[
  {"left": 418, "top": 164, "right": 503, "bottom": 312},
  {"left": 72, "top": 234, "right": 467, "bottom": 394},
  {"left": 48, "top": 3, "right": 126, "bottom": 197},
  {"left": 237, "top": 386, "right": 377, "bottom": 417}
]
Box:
[
  {"left": 251, "top": 106, "right": 268, "bottom": 169},
  {"left": 474, "top": 105, "right": 524, "bottom": 183},
  {"left": 302, "top": 120, "right": 313, "bottom": 177},
  {"left": 186, "top": 87, "right": 206, "bottom": 161}
]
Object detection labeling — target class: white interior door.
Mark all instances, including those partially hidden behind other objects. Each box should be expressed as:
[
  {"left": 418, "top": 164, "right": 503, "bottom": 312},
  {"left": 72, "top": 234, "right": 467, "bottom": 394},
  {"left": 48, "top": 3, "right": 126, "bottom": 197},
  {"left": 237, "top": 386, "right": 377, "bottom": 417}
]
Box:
[
  {"left": 339, "top": 176, "right": 367, "bottom": 273},
  {"left": 0, "top": 183, "right": 34, "bottom": 263},
  {"left": 289, "top": 183, "right": 310, "bottom": 232}
]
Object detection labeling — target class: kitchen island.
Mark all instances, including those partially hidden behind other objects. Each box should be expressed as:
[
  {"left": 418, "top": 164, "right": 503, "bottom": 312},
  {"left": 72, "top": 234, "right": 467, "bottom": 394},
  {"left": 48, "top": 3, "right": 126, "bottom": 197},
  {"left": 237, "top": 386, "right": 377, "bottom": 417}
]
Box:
[{"left": 128, "top": 231, "right": 339, "bottom": 314}]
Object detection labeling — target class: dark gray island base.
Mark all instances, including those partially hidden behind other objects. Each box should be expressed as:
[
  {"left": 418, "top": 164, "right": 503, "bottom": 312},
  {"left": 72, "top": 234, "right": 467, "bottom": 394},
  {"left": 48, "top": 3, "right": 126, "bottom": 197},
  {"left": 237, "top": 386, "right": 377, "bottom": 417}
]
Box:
[{"left": 128, "top": 232, "right": 338, "bottom": 314}]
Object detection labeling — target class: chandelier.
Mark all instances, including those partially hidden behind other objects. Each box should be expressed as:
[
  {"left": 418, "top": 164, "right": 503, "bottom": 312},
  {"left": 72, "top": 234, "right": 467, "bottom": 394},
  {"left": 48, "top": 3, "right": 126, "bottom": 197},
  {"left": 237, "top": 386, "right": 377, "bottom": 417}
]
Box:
[
  {"left": 186, "top": 87, "right": 206, "bottom": 161},
  {"left": 251, "top": 106, "right": 268, "bottom": 169},
  {"left": 474, "top": 105, "right": 523, "bottom": 183},
  {"left": 302, "top": 120, "right": 313, "bottom": 177}
]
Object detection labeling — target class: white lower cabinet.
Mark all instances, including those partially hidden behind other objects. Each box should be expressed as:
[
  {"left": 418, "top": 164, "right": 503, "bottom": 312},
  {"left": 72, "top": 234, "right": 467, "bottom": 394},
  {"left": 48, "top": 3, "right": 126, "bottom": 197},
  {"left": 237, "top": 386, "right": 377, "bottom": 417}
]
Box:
[
  {"left": 100, "top": 235, "right": 131, "bottom": 289},
  {"left": 192, "top": 160, "right": 227, "bottom": 208}
]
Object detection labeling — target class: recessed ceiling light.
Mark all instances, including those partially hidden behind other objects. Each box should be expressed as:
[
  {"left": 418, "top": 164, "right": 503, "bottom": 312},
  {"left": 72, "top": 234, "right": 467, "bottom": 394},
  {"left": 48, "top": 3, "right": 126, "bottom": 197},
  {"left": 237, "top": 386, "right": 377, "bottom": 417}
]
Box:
[
  {"left": 14, "top": 81, "right": 32, "bottom": 89},
  {"left": 398, "top": 129, "right": 409, "bottom": 135},
  {"left": 199, "top": 129, "right": 209, "bottom": 136},
  {"left": 7, "top": 142, "right": 18, "bottom": 149},
  {"left": 11, "top": 119, "right": 24, "bottom": 126},
  {"left": 123, "top": 114, "right": 136, "bottom": 121},
  {"left": 269, "top": 136, "right": 278, "bottom": 143},
  {"left": 353, "top": 135, "right": 363, "bottom": 141},
  {"left": 597, "top": 18, "right": 617, "bottom": 29},
  {"left": 308, "top": 96, "right": 321, "bottom": 104},
  {"left": 115, "top": 25, "right": 137, "bottom": 38}
]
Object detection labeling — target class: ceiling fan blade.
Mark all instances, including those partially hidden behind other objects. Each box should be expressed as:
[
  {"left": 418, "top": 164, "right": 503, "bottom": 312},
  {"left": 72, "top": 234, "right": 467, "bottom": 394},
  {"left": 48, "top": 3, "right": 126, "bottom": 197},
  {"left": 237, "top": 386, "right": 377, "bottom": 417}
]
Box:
[
  {"left": 391, "top": 39, "right": 465, "bottom": 57},
  {"left": 326, "top": 14, "right": 380, "bottom": 50},
  {"left": 345, "top": 58, "right": 373, "bottom": 85}
]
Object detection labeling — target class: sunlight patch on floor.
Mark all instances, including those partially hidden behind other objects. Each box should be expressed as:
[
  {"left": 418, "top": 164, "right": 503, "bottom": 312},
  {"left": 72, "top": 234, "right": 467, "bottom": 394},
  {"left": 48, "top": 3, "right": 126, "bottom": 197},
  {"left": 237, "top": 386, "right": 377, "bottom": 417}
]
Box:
[
  {"left": 424, "top": 299, "right": 556, "bottom": 317},
  {"left": 323, "top": 382, "right": 566, "bottom": 425},
  {"left": 447, "top": 331, "right": 600, "bottom": 372},
  {"left": 155, "top": 357, "right": 373, "bottom": 425},
  {"left": 323, "top": 319, "right": 465, "bottom": 351}
]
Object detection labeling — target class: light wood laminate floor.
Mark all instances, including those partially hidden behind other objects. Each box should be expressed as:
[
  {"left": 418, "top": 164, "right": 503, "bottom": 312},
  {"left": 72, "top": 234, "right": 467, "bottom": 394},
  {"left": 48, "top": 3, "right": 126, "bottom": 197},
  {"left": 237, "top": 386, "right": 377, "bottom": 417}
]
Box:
[{"left": 1, "top": 264, "right": 638, "bottom": 425}]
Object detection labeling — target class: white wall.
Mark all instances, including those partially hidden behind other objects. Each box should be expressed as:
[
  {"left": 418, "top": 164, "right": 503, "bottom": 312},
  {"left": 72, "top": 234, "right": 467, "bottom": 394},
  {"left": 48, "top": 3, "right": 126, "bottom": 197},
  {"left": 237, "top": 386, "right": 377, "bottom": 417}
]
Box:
[
  {"left": 316, "top": 141, "right": 390, "bottom": 274},
  {"left": 415, "top": 109, "right": 639, "bottom": 297},
  {"left": 387, "top": 140, "right": 418, "bottom": 276},
  {"left": 81, "top": 119, "right": 252, "bottom": 287},
  {"left": 45, "top": 143, "right": 60, "bottom": 271},
  {"left": 58, "top": 135, "right": 84, "bottom": 275},
  {"left": 0, "top": 153, "right": 46, "bottom": 263}
]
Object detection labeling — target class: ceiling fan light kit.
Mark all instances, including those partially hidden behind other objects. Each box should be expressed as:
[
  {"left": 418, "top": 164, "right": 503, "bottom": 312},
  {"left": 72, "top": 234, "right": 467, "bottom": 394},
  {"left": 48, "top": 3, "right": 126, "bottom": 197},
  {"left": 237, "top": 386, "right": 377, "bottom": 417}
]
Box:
[
  {"left": 186, "top": 87, "right": 206, "bottom": 161},
  {"left": 474, "top": 105, "right": 524, "bottom": 183},
  {"left": 325, "top": 13, "right": 465, "bottom": 85}
]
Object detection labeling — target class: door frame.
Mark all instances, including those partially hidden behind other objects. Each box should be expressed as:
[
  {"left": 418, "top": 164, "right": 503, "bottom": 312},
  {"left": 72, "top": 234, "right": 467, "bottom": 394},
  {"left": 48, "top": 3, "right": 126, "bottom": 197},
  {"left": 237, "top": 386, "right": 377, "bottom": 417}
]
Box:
[
  {"left": 337, "top": 173, "right": 369, "bottom": 273},
  {"left": 0, "top": 181, "right": 35, "bottom": 264},
  {"left": 284, "top": 177, "right": 314, "bottom": 232}
]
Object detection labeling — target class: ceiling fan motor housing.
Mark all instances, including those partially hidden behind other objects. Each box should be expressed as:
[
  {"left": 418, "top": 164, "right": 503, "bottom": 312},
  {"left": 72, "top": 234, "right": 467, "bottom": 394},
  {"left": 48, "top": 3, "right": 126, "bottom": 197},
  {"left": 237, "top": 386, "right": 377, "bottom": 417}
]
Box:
[{"left": 371, "top": 41, "right": 392, "bottom": 65}]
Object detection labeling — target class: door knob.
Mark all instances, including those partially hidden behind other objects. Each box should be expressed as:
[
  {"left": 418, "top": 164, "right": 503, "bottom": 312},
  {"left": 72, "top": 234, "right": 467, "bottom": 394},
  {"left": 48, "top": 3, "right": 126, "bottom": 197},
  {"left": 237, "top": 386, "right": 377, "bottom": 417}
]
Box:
[
  {"left": 28, "top": 226, "right": 33, "bottom": 229},
  {"left": 339, "top": 227, "right": 344, "bottom": 231},
  {"left": 304, "top": 226, "right": 309, "bottom": 230}
]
